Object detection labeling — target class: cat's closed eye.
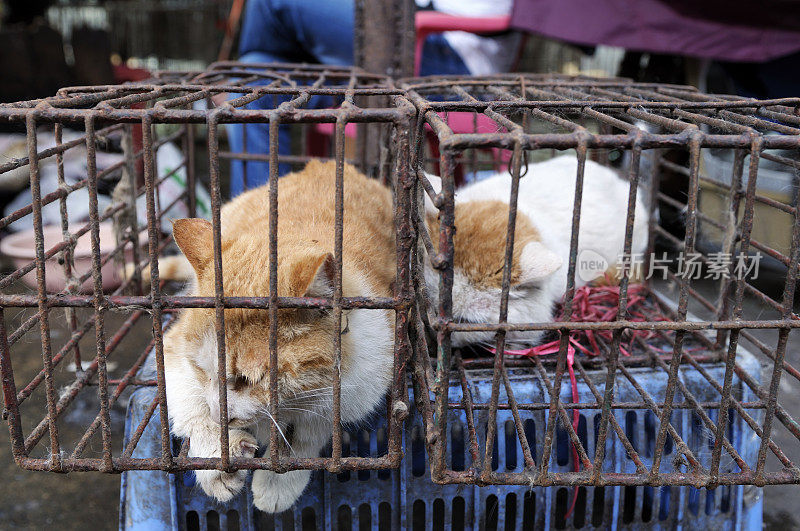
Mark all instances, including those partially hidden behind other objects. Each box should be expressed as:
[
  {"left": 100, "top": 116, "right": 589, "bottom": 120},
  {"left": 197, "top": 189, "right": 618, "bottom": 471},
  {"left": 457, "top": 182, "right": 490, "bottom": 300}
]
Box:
[{"left": 229, "top": 375, "right": 250, "bottom": 391}]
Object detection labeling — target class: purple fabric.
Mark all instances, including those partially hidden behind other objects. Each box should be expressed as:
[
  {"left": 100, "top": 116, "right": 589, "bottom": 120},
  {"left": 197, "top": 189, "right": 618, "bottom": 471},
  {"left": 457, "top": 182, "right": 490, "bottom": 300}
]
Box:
[{"left": 511, "top": 0, "right": 800, "bottom": 62}]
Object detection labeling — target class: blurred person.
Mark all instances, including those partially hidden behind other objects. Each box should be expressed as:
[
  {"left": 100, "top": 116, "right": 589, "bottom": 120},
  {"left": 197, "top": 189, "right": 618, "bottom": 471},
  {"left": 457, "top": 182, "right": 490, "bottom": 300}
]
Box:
[{"left": 227, "top": 0, "right": 519, "bottom": 196}]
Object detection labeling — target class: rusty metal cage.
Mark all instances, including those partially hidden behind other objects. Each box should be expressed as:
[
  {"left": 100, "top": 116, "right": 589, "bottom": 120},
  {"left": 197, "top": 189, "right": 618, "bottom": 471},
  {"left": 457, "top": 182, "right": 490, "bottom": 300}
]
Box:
[
  {"left": 1, "top": 62, "right": 800, "bottom": 514},
  {"left": 0, "top": 62, "right": 416, "bottom": 474},
  {"left": 405, "top": 74, "right": 800, "bottom": 493}
]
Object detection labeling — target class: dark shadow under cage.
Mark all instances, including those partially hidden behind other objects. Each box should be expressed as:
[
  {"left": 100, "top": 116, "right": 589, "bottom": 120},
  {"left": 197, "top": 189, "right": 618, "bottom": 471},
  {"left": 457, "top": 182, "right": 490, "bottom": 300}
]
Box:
[{"left": 0, "top": 64, "right": 799, "bottom": 516}]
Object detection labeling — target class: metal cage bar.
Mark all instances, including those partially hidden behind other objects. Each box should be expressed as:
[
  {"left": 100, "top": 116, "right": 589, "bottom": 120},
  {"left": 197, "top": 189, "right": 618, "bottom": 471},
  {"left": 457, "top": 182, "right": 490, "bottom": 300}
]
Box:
[{"left": 405, "top": 73, "right": 800, "bottom": 488}]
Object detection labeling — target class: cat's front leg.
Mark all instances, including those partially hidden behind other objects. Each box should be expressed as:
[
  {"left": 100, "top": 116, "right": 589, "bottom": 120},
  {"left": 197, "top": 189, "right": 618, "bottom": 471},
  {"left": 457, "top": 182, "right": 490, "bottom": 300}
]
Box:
[
  {"left": 189, "top": 423, "right": 258, "bottom": 502},
  {"left": 251, "top": 419, "right": 329, "bottom": 513},
  {"left": 165, "top": 354, "right": 257, "bottom": 502}
]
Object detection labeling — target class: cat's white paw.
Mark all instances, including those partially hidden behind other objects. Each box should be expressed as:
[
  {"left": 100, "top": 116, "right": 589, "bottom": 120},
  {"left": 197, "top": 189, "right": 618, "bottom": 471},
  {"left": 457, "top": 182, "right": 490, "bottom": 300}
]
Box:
[
  {"left": 195, "top": 468, "right": 246, "bottom": 502},
  {"left": 194, "top": 430, "right": 257, "bottom": 502},
  {"left": 251, "top": 469, "right": 311, "bottom": 513}
]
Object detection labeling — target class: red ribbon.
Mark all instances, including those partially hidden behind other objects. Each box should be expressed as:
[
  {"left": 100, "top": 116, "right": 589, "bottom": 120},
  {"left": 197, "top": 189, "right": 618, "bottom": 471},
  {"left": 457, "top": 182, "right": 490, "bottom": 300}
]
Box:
[
  {"left": 486, "top": 281, "right": 710, "bottom": 519},
  {"left": 490, "top": 341, "right": 582, "bottom": 518},
  {"left": 488, "top": 280, "right": 657, "bottom": 519}
]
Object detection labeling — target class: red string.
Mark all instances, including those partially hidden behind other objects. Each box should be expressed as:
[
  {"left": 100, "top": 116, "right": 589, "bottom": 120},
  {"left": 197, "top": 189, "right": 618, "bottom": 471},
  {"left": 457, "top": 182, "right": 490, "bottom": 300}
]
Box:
[
  {"left": 487, "top": 281, "right": 709, "bottom": 518},
  {"left": 490, "top": 342, "right": 582, "bottom": 517},
  {"left": 488, "top": 280, "right": 661, "bottom": 519}
]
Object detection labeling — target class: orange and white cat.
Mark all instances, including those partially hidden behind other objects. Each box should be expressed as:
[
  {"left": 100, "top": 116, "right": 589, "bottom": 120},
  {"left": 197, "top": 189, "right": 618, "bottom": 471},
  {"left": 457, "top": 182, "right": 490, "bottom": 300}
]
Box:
[
  {"left": 162, "top": 160, "right": 396, "bottom": 512},
  {"left": 425, "top": 155, "right": 649, "bottom": 347}
]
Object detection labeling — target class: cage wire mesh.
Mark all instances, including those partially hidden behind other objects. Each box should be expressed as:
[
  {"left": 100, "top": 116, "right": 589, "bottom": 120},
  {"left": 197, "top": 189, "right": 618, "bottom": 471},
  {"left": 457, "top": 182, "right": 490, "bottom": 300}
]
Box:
[
  {"left": 0, "top": 64, "right": 799, "bottom": 507},
  {"left": 0, "top": 63, "right": 415, "bottom": 474},
  {"left": 404, "top": 74, "right": 800, "bottom": 491}
]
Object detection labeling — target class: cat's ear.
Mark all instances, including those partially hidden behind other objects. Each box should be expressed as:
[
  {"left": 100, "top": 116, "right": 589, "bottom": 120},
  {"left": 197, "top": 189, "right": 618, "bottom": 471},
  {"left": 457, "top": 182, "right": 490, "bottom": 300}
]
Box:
[
  {"left": 172, "top": 218, "right": 214, "bottom": 273},
  {"left": 295, "top": 252, "right": 336, "bottom": 298},
  {"left": 515, "top": 241, "right": 562, "bottom": 287}
]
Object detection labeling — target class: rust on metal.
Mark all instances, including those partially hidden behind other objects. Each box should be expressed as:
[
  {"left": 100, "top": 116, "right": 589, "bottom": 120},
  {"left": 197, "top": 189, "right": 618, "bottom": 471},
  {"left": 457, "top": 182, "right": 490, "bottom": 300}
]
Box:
[
  {"left": 404, "top": 73, "right": 800, "bottom": 488},
  {"left": 1, "top": 65, "right": 800, "bottom": 491}
]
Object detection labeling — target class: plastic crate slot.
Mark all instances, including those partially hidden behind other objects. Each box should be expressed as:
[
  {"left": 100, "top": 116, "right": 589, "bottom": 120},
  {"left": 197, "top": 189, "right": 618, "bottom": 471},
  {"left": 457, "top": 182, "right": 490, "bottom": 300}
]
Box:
[
  {"left": 337, "top": 431, "right": 352, "bottom": 483},
  {"left": 357, "top": 430, "right": 371, "bottom": 481},
  {"left": 253, "top": 509, "right": 271, "bottom": 529},
  {"left": 358, "top": 503, "right": 371, "bottom": 530},
  {"left": 665, "top": 428, "right": 674, "bottom": 455},
  {"left": 721, "top": 485, "right": 732, "bottom": 513},
  {"left": 226, "top": 510, "right": 240, "bottom": 531},
  {"left": 591, "top": 487, "right": 606, "bottom": 527},
  {"left": 706, "top": 410, "right": 718, "bottom": 454},
  {"left": 644, "top": 410, "right": 656, "bottom": 458},
  {"left": 573, "top": 487, "right": 587, "bottom": 529},
  {"left": 504, "top": 420, "right": 517, "bottom": 470},
  {"left": 653, "top": 412, "right": 676, "bottom": 457},
  {"left": 505, "top": 492, "right": 517, "bottom": 531},
  {"left": 523, "top": 419, "right": 537, "bottom": 463},
  {"left": 301, "top": 507, "right": 315, "bottom": 530},
  {"left": 522, "top": 491, "right": 535, "bottom": 529},
  {"left": 625, "top": 411, "right": 638, "bottom": 455},
  {"left": 484, "top": 494, "right": 499, "bottom": 531},
  {"left": 690, "top": 413, "right": 705, "bottom": 458},
  {"left": 623, "top": 485, "right": 637, "bottom": 523},
  {"left": 376, "top": 427, "right": 390, "bottom": 480},
  {"left": 706, "top": 488, "right": 716, "bottom": 516},
  {"left": 337, "top": 504, "right": 352, "bottom": 531},
  {"left": 186, "top": 510, "right": 200, "bottom": 531},
  {"left": 593, "top": 414, "right": 602, "bottom": 456},
  {"left": 554, "top": 487, "right": 568, "bottom": 529},
  {"left": 432, "top": 498, "right": 445, "bottom": 530},
  {"left": 642, "top": 485, "right": 654, "bottom": 522},
  {"left": 689, "top": 487, "right": 701, "bottom": 516},
  {"left": 207, "top": 510, "right": 220, "bottom": 531},
  {"left": 281, "top": 509, "right": 294, "bottom": 529},
  {"left": 556, "top": 424, "right": 569, "bottom": 467},
  {"left": 412, "top": 499, "right": 425, "bottom": 531},
  {"left": 378, "top": 502, "right": 392, "bottom": 530},
  {"left": 486, "top": 423, "right": 500, "bottom": 471},
  {"left": 451, "top": 422, "right": 465, "bottom": 471},
  {"left": 411, "top": 424, "right": 425, "bottom": 476},
  {"left": 577, "top": 415, "right": 588, "bottom": 457},
  {"left": 659, "top": 486, "right": 672, "bottom": 521},
  {"left": 452, "top": 496, "right": 466, "bottom": 530}
]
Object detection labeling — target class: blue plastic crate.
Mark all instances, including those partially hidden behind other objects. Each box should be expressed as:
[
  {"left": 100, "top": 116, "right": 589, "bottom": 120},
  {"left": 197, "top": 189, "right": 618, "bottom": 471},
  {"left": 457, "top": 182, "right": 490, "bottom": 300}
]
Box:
[{"left": 120, "top": 349, "right": 763, "bottom": 530}]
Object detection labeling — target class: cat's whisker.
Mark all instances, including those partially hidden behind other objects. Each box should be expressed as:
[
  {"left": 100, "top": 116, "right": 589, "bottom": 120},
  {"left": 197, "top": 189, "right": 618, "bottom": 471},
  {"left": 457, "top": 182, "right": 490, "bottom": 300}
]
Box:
[
  {"left": 283, "top": 395, "right": 333, "bottom": 406},
  {"left": 288, "top": 384, "right": 358, "bottom": 398},
  {"left": 284, "top": 386, "right": 358, "bottom": 403},
  {"left": 264, "top": 410, "right": 295, "bottom": 456},
  {"left": 291, "top": 386, "right": 335, "bottom": 394},
  {"left": 286, "top": 390, "right": 333, "bottom": 400},
  {"left": 278, "top": 407, "right": 328, "bottom": 420},
  {"left": 283, "top": 397, "right": 333, "bottom": 407}
]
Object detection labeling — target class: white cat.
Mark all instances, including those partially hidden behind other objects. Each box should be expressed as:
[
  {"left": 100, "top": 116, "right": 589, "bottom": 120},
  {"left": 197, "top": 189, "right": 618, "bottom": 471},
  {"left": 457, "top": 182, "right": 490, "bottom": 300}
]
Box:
[{"left": 423, "top": 155, "right": 649, "bottom": 347}]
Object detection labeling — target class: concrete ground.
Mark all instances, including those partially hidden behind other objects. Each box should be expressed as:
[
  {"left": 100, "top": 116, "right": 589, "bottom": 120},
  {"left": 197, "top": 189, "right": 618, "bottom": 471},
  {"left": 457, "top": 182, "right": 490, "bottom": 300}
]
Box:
[{"left": 0, "top": 292, "right": 152, "bottom": 529}]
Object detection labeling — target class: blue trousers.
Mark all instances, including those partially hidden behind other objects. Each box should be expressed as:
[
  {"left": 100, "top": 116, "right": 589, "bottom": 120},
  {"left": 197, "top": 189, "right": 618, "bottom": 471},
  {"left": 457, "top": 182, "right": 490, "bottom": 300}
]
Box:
[{"left": 227, "top": 0, "right": 470, "bottom": 196}]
